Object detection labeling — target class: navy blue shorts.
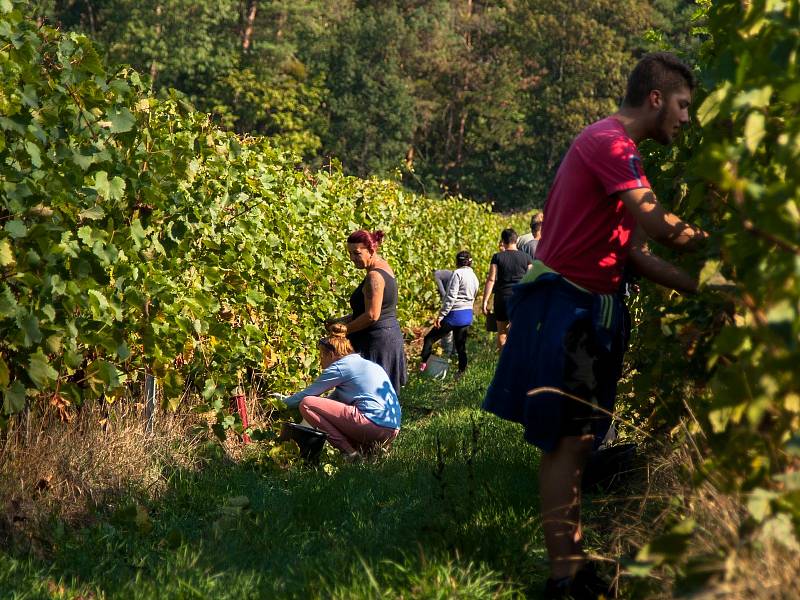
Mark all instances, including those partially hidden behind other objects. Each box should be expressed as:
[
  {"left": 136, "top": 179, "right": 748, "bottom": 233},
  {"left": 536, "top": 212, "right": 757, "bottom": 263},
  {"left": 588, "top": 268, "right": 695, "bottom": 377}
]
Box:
[
  {"left": 482, "top": 275, "right": 629, "bottom": 452},
  {"left": 493, "top": 293, "right": 511, "bottom": 322}
]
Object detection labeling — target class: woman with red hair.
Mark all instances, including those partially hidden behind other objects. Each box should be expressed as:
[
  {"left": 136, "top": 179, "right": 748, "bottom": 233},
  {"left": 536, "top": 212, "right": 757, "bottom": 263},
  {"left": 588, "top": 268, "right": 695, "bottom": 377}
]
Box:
[{"left": 328, "top": 229, "right": 407, "bottom": 392}]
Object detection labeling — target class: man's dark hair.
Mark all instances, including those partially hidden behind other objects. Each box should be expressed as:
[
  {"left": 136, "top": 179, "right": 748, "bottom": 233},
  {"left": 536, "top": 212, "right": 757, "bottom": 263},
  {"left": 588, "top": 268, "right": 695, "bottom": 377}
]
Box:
[
  {"left": 530, "top": 212, "right": 543, "bottom": 234},
  {"left": 623, "top": 52, "right": 695, "bottom": 108},
  {"left": 456, "top": 250, "right": 472, "bottom": 267},
  {"left": 501, "top": 228, "right": 518, "bottom": 245}
]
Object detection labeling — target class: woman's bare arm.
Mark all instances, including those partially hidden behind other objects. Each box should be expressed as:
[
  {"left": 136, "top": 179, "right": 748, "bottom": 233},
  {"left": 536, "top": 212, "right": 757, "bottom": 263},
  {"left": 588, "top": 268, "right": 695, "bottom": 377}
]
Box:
[
  {"left": 482, "top": 263, "right": 497, "bottom": 314},
  {"left": 346, "top": 271, "right": 385, "bottom": 334}
]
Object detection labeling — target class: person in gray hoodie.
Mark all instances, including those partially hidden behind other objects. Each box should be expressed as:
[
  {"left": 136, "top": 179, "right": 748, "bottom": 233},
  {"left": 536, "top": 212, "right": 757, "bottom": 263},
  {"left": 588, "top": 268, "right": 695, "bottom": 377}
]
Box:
[{"left": 419, "top": 251, "right": 480, "bottom": 376}]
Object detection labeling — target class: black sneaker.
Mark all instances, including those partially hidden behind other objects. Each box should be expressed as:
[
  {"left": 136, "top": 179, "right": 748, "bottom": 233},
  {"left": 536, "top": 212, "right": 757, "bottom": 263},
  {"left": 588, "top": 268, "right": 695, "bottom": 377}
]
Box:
[
  {"left": 543, "top": 575, "right": 572, "bottom": 599},
  {"left": 542, "top": 563, "right": 611, "bottom": 600},
  {"left": 570, "top": 562, "right": 611, "bottom": 599}
]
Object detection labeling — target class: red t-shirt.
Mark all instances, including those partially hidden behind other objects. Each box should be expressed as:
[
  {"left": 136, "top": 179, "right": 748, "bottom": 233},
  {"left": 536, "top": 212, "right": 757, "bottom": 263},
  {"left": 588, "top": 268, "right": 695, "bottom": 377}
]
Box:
[{"left": 535, "top": 117, "right": 649, "bottom": 294}]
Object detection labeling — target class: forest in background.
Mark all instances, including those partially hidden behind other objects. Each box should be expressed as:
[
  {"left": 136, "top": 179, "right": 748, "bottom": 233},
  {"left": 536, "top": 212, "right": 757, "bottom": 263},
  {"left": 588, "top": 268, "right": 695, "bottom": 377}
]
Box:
[{"left": 30, "top": 0, "right": 700, "bottom": 210}]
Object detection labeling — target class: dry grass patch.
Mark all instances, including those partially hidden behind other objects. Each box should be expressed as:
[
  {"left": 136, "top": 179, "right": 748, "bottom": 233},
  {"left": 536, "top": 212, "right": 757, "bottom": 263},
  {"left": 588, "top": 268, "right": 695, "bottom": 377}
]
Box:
[
  {"left": 593, "top": 435, "right": 800, "bottom": 599},
  {"left": 0, "top": 398, "right": 205, "bottom": 556},
  {"left": 0, "top": 376, "right": 285, "bottom": 557}
]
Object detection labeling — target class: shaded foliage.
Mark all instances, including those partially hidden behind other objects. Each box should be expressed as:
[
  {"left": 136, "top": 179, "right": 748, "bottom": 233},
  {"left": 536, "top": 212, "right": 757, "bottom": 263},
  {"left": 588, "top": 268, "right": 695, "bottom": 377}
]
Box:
[{"left": 623, "top": 0, "right": 800, "bottom": 589}]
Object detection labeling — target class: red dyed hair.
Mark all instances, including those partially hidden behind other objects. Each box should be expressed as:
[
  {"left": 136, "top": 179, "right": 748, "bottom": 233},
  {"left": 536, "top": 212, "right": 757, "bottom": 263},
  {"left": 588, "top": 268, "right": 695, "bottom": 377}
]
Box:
[{"left": 347, "top": 229, "right": 384, "bottom": 252}]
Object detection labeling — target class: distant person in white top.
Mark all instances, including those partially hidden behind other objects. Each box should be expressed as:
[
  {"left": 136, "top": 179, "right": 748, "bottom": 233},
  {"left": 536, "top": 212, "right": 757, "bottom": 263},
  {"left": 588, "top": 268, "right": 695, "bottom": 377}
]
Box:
[
  {"left": 517, "top": 212, "right": 544, "bottom": 261},
  {"left": 419, "top": 251, "right": 480, "bottom": 376},
  {"left": 433, "top": 268, "right": 455, "bottom": 355}
]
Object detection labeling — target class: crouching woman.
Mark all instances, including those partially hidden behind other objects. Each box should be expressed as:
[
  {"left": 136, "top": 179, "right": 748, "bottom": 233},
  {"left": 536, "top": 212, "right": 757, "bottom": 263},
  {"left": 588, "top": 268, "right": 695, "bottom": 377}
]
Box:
[{"left": 283, "top": 324, "right": 401, "bottom": 459}]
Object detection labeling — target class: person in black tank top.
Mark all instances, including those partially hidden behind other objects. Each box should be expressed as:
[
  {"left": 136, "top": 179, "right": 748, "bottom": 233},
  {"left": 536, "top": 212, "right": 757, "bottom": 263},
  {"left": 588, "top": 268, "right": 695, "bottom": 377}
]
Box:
[
  {"left": 327, "top": 229, "right": 407, "bottom": 392},
  {"left": 482, "top": 228, "right": 532, "bottom": 349}
]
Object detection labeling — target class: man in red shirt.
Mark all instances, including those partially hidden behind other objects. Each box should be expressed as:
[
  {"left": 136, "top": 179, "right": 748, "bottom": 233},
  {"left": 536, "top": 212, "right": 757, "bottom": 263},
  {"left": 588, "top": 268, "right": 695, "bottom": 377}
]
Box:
[{"left": 483, "top": 53, "right": 707, "bottom": 599}]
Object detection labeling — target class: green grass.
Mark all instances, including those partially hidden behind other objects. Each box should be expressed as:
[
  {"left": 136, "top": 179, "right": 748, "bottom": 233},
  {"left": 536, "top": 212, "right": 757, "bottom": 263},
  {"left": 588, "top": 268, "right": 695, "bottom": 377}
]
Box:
[{"left": 0, "top": 333, "right": 559, "bottom": 599}]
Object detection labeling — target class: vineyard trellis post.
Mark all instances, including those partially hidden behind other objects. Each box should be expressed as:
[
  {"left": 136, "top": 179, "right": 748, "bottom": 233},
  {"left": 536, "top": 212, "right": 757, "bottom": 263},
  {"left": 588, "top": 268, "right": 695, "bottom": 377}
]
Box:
[{"left": 145, "top": 373, "right": 158, "bottom": 434}]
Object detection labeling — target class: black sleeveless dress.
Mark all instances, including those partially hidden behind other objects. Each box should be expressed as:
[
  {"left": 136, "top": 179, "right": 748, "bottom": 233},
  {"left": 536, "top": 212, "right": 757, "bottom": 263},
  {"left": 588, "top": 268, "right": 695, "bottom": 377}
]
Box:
[{"left": 348, "top": 269, "right": 408, "bottom": 392}]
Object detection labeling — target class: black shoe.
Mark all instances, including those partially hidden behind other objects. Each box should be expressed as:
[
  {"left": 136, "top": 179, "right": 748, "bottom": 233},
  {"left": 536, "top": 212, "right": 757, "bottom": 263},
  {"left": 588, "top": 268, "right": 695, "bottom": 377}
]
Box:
[
  {"left": 542, "top": 563, "right": 611, "bottom": 600},
  {"left": 543, "top": 576, "right": 571, "bottom": 599},
  {"left": 570, "top": 562, "right": 611, "bottom": 599}
]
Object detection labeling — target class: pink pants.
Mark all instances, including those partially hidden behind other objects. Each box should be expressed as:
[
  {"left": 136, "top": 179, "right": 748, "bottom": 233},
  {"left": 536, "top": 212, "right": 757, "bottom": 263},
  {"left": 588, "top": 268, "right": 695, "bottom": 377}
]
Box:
[{"left": 299, "top": 396, "right": 399, "bottom": 455}]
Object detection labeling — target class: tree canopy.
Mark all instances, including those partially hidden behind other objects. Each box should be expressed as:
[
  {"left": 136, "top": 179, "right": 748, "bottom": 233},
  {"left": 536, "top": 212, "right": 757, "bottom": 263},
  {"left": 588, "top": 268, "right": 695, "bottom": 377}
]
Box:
[{"left": 29, "top": 0, "right": 698, "bottom": 209}]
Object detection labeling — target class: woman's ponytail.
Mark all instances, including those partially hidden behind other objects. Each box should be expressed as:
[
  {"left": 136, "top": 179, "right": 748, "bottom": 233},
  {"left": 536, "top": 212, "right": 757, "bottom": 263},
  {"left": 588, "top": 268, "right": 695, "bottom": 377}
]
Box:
[
  {"left": 319, "top": 323, "right": 354, "bottom": 357},
  {"left": 347, "top": 229, "right": 385, "bottom": 252}
]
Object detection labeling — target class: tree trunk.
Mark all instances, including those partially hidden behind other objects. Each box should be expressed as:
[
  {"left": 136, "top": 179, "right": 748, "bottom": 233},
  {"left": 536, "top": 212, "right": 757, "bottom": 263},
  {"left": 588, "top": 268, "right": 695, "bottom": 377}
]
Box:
[
  {"left": 276, "top": 5, "right": 287, "bottom": 40},
  {"left": 242, "top": 0, "right": 258, "bottom": 51},
  {"left": 149, "top": 4, "right": 162, "bottom": 86},
  {"left": 454, "top": 0, "right": 473, "bottom": 172},
  {"left": 455, "top": 109, "right": 467, "bottom": 170},
  {"left": 84, "top": 0, "right": 96, "bottom": 35}
]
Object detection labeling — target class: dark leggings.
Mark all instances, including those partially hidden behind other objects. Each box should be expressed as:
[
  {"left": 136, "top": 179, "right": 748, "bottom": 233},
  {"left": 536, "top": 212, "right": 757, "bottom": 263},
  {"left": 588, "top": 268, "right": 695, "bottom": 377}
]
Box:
[{"left": 421, "top": 323, "right": 470, "bottom": 372}]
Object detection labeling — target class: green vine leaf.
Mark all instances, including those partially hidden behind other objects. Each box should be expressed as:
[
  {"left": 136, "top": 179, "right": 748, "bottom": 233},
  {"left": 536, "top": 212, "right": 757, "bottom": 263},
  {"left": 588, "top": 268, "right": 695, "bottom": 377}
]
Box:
[
  {"left": 91, "top": 171, "right": 126, "bottom": 201},
  {"left": 3, "top": 381, "right": 26, "bottom": 414},
  {"left": 26, "top": 350, "right": 58, "bottom": 389},
  {"left": 108, "top": 107, "right": 136, "bottom": 133},
  {"left": 4, "top": 220, "right": 27, "bottom": 239},
  {"left": 696, "top": 82, "right": 731, "bottom": 126},
  {"left": 744, "top": 112, "right": 766, "bottom": 154}
]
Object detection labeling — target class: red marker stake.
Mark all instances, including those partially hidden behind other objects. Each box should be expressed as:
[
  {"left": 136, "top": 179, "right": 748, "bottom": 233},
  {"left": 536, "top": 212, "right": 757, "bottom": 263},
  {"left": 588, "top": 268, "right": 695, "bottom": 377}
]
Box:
[{"left": 231, "top": 389, "right": 251, "bottom": 444}]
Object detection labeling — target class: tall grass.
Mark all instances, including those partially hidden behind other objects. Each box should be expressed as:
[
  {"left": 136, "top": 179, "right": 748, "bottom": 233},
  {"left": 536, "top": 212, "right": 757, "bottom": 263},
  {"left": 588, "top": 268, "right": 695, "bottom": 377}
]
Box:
[
  {"left": 3, "top": 329, "right": 796, "bottom": 599},
  {"left": 0, "top": 332, "right": 543, "bottom": 599}
]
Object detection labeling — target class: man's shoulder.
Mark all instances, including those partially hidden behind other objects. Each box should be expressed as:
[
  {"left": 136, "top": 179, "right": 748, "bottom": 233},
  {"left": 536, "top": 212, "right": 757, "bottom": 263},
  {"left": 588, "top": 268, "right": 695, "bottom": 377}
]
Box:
[
  {"left": 575, "top": 117, "right": 636, "bottom": 147},
  {"left": 581, "top": 116, "right": 624, "bottom": 135},
  {"left": 573, "top": 117, "right": 640, "bottom": 166},
  {"left": 517, "top": 232, "right": 534, "bottom": 244},
  {"left": 518, "top": 239, "right": 537, "bottom": 256}
]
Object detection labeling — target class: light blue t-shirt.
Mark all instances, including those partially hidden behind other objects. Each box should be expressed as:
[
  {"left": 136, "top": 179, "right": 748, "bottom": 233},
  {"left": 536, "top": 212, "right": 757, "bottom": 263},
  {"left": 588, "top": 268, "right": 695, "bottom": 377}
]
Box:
[{"left": 284, "top": 354, "right": 401, "bottom": 430}]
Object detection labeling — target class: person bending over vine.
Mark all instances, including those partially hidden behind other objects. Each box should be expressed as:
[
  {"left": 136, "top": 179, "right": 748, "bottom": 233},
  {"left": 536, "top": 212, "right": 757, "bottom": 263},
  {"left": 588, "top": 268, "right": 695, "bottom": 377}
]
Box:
[
  {"left": 283, "top": 324, "right": 401, "bottom": 461},
  {"left": 420, "top": 250, "right": 479, "bottom": 377}
]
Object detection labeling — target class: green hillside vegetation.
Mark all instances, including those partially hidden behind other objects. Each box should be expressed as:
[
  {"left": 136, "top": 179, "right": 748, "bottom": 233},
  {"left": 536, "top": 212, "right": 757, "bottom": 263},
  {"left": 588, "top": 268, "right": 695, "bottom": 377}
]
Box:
[
  {"left": 28, "top": 0, "right": 699, "bottom": 209},
  {"left": 1, "top": 0, "right": 799, "bottom": 598}
]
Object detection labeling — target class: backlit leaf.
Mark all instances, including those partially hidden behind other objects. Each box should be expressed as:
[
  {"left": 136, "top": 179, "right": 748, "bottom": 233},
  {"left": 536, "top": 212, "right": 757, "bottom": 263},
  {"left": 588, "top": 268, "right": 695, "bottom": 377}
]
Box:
[
  {"left": 696, "top": 82, "right": 731, "bottom": 126},
  {"left": 744, "top": 112, "right": 766, "bottom": 154},
  {"left": 0, "top": 239, "right": 14, "bottom": 266},
  {"left": 0, "top": 285, "right": 16, "bottom": 317},
  {"left": 733, "top": 85, "right": 773, "bottom": 110}
]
